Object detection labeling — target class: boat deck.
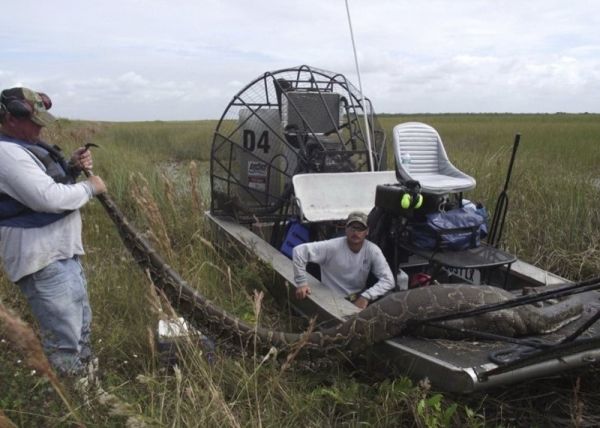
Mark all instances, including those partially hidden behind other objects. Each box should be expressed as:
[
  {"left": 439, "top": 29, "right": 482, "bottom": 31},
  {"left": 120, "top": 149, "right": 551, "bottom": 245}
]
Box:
[{"left": 207, "top": 212, "right": 600, "bottom": 392}]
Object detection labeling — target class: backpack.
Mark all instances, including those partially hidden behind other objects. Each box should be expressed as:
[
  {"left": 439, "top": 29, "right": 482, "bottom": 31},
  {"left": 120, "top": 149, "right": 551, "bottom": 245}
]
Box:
[{"left": 280, "top": 218, "right": 310, "bottom": 258}]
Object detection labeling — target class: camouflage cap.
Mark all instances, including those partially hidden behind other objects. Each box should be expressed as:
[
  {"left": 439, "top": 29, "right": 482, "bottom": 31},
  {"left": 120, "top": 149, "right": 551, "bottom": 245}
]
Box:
[
  {"left": 346, "top": 211, "right": 368, "bottom": 228},
  {"left": 0, "top": 87, "right": 55, "bottom": 127}
]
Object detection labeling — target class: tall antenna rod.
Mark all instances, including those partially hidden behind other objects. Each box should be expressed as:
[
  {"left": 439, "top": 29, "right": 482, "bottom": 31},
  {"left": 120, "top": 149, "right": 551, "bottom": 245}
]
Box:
[{"left": 345, "top": 0, "right": 375, "bottom": 171}]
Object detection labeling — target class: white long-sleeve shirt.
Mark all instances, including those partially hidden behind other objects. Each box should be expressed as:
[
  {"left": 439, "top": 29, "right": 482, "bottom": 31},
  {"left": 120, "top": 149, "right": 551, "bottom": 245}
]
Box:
[
  {"left": 0, "top": 139, "right": 94, "bottom": 282},
  {"left": 292, "top": 237, "right": 394, "bottom": 301}
]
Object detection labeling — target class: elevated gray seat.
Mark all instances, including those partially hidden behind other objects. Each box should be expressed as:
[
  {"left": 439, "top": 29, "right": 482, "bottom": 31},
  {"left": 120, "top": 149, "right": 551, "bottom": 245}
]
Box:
[{"left": 392, "top": 122, "right": 476, "bottom": 195}]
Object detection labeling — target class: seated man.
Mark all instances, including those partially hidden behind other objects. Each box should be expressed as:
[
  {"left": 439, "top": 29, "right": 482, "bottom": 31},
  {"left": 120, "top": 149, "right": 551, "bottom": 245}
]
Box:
[{"left": 292, "top": 211, "right": 395, "bottom": 309}]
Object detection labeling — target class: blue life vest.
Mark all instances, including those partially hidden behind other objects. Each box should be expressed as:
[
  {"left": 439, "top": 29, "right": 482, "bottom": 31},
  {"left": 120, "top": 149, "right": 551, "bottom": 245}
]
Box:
[{"left": 0, "top": 136, "right": 80, "bottom": 228}]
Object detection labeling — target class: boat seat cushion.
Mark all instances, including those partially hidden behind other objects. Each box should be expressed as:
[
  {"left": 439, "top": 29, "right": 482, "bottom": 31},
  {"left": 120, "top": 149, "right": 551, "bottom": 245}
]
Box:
[
  {"left": 293, "top": 170, "right": 397, "bottom": 222},
  {"left": 393, "top": 122, "right": 476, "bottom": 195}
]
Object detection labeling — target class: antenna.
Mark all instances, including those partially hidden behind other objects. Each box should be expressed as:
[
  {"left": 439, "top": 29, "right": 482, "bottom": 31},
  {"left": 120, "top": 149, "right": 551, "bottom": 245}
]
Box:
[{"left": 344, "top": 0, "right": 375, "bottom": 171}]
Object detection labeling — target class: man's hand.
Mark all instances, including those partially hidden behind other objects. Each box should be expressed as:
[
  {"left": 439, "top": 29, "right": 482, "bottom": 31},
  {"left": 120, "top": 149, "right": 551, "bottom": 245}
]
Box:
[
  {"left": 87, "top": 175, "right": 107, "bottom": 195},
  {"left": 71, "top": 147, "right": 93, "bottom": 171},
  {"left": 354, "top": 296, "right": 369, "bottom": 310},
  {"left": 295, "top": 284, "right": 311, "bottom": 300}
]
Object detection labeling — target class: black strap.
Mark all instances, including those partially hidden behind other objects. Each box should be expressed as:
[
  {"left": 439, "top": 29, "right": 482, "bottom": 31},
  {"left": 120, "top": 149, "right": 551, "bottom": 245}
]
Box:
[{"left": 408, "top": 277, "right": 600, "bottom": 327}]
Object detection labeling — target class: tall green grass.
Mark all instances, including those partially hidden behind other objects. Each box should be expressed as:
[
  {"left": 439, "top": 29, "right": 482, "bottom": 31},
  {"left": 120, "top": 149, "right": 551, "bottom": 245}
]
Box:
[{"left": 1, "top": 115, "right": 599, "bottom": 426}]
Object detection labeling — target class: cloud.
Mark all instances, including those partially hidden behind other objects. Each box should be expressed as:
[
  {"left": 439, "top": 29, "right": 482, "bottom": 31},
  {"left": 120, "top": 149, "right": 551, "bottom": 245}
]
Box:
[{"left": 0, "top": 0, "right": 598, "bottom": 119}]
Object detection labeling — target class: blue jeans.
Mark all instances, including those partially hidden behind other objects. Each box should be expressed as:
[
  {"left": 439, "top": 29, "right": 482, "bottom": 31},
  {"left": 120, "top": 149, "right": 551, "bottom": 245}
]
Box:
[{"left": 18, "top": 256, "right": 92, "bottom": 375}]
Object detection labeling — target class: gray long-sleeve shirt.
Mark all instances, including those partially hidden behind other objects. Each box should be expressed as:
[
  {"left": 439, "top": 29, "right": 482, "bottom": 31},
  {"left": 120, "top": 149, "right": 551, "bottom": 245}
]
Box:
[
  {"left": 0, "top": 139, "right": 94, "bottom": 282},
  {"left": 292, "top": 237, "right": 394, "bottom": 301}
]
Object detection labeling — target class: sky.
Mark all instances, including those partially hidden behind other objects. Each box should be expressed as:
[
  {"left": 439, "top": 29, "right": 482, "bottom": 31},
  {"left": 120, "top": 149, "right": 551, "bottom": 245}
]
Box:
[{"left": 1, "top": 0, "right": 599, "bottom": 121}]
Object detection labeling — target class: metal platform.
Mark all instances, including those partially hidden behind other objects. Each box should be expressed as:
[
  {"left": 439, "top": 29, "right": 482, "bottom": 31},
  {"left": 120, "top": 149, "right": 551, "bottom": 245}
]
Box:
[{"left": 206, "top": 212, "right": 600, "bottom": 393}]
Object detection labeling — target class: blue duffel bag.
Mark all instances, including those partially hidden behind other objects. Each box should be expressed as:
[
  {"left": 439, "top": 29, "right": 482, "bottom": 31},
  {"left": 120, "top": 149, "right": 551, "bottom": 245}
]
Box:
[{"left": 409, "top": 206, "right": 487, "bottom": 251}]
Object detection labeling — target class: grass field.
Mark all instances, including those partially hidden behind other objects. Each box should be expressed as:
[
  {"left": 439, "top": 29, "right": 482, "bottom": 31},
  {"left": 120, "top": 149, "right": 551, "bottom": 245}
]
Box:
[{"left": 1, "top": 114, "right": 600, "bottom": 427}]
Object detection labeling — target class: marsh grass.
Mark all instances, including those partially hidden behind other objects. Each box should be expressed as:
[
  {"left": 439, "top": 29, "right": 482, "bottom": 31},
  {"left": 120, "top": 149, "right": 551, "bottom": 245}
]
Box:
[
  {"left": 1, "top": 114, "right": 599, "bottom": 426},
  {"left": 0, "top": 302, "right": 84, "bottom": 426},
  {"left": 0, "top": 408, "right": 17, "bottom": 428}
]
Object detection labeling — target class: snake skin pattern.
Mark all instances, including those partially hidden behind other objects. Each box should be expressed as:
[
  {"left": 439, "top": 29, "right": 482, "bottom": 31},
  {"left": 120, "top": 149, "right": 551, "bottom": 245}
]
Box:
[{"left": 96, "top": 193, "right": 583, "bottom": 356}]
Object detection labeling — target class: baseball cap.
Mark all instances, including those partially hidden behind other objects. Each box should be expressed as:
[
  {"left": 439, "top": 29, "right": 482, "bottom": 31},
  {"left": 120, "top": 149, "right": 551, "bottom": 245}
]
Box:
[
  {"left": 346, "top": 211, "right": 368, "bottom": 228},
  {"left": 0, "top": 87, "right": 55, "bottom": 127}
]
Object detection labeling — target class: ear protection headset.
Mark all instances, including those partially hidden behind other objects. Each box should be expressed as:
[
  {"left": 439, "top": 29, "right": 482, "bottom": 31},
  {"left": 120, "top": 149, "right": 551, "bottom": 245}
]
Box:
[
  {"left": 0, "top": 89, "right": 52, "bottom": 120},
  {"left": 400, "top": 180, "right": 424, "bottom": 209}
]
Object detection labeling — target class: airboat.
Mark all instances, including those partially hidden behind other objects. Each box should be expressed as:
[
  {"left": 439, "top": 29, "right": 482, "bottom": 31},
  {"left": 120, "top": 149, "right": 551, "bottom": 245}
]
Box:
[{"left": 206, "top": 65, "right": 600, "bottom": 393}]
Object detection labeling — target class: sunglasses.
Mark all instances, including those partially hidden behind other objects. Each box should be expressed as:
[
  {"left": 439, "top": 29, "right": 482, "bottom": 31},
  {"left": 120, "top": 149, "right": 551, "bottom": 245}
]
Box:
[{"left": 347, "top": 224, "right": 367, "bottom": 232}]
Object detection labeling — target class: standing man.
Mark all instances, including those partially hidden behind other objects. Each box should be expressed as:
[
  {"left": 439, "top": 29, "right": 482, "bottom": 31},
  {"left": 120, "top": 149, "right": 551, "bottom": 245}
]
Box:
[
  {"left": 292, "top": 211, "right": 394, "bottom": 309},
  {"left": 0, "top": 87, "right": 106, "bottom": 376}
]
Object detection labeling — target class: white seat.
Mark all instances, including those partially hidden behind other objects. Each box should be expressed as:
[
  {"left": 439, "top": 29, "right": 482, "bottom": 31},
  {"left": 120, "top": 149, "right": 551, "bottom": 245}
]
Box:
[
  {"left": 392, "top": 122, "right": 476, "bottom": 195},
  {"left": 293, "top": 170, "right": 397, "bottom": 222}
]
